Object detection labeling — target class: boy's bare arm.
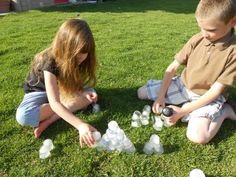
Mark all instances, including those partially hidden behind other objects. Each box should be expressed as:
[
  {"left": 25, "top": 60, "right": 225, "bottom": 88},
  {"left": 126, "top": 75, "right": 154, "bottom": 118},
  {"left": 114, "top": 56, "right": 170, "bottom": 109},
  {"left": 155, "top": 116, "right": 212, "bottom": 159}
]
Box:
[
  {"left": 153, "top": 60, "right": 181, "bottom": 113},
  {"left": 168, "top": 82, "right": 225, "bottom": 124},
  {"left": 159, "top": 60, "right": 180, "bottom": 99},
  {"left": 183, "top": 82, "right": 224, "bottom": 112}
]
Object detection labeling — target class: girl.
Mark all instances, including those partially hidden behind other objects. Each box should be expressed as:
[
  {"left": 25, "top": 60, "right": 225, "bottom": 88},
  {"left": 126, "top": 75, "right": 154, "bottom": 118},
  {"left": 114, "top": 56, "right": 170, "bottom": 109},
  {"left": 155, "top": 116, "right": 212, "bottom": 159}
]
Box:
[{"left": 16, "top": 19, "right": 98, "bottom": 147}]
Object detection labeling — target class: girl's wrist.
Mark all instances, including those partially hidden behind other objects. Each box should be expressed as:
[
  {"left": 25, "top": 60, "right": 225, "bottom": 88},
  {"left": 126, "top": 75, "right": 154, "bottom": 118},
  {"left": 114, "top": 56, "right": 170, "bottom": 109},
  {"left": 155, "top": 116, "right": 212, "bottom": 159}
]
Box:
[{"left": 75, "top": 120, "right": 85, "bottom": 130}]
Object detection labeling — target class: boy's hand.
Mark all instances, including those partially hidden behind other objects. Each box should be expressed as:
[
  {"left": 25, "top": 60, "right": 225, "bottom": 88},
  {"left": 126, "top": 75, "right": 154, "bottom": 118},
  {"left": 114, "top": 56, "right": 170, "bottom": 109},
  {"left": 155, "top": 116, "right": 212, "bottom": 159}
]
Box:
[
  {"left": 152, "top": 99, "right": 165, "bottom": 114},
  {"left": 77, "top": 122, "right": 97, "bottom": 148},
  {"left": 167, "top": 105, "right": 186, "bottom": 124}
]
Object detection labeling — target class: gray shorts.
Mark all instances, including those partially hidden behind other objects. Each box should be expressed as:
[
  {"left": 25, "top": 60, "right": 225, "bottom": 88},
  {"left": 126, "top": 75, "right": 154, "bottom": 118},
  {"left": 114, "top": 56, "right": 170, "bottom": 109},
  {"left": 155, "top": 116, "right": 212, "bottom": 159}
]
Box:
[
  {"left": 146, "top": 76, "right": 226, "bottom": 121},
  {"left": 16, "top": 92, "right": 48, "bottom": 128}
]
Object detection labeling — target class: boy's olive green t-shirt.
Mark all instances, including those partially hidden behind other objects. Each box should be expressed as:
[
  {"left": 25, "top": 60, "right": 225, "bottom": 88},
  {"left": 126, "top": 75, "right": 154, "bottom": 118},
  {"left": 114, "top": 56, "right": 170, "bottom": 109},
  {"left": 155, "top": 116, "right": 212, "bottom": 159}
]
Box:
[{"left": 175, "top": 31, "right": 236, "bottom": 95}]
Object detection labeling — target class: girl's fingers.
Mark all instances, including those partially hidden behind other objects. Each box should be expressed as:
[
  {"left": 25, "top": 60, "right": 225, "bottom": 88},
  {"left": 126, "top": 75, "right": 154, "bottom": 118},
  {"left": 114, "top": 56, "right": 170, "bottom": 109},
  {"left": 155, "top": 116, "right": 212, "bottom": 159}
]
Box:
[
  {"left": 86, "top": 95, "right": 93, "bottom": 102},
  {"left": 80, "top": 132, "right": 95, "bottom": 147},
  {"left": 83, "top": 134, "right": 94, "bottom": 147},
  {"left": 90, "top": 94, "right": 97, "bottom": 102},
  {"left": 83, "top": 137, "right": 90, "bottom": 146},
  {"left": 86, "top": 131, "right": 94, "bottom": 143},
  {"left": 91, "top": 127, "right": 97, "bottom": 132},
  {"left": 92, "top": 96, "right": 98, "bottom": 103},
  {"left": 80, "top": 137, "right": 84, "bottom": 148},
  {"left": 81, "top": 136, "right": 89, "bottom": 147}
]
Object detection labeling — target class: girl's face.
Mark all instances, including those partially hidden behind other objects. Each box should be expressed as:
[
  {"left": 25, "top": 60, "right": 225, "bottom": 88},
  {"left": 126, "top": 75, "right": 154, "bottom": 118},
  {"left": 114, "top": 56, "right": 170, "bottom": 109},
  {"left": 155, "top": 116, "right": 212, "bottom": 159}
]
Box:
[{"left": 77, "top": 53, "right": 88, "bottom": 65}]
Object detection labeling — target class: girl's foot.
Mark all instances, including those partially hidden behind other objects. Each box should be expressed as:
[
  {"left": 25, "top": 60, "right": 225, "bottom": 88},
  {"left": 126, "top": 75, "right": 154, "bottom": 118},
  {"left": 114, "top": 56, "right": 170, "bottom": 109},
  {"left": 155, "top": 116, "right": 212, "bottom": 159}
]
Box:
[{"left": 34, "top": 115, "right": 60, "bottom": 138}]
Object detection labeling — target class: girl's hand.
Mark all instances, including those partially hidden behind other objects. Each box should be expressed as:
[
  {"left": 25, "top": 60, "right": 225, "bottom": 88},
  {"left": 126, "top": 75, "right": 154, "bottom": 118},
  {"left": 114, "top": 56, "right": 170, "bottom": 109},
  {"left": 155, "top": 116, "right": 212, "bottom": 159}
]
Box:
[
  {"left": 77, "top": 122, "right": 97, "bottom": 148},
  {"left": 152, "top": 98, "right": 165, "bottom": 114},
  {"left": 83, "top": 91, "right": 98, "bottom": 103},
  {"left": 167, "top": 105, "right": 186, "bottom": 124}
]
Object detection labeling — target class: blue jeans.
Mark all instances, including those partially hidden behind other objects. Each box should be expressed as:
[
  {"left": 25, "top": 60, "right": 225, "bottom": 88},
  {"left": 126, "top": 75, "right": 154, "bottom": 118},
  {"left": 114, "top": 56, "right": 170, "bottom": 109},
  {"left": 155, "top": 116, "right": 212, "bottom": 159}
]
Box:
[{"left": 16, "top": 92, "right": 48, "bottom": 127}]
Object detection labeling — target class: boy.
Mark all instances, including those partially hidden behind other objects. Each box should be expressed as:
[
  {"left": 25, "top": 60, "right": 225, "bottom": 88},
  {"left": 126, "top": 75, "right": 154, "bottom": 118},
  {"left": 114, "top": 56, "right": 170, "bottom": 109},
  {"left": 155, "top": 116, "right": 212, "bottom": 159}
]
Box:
[{"left": 137, "top": 0, "right": 236, "bottom": 144}]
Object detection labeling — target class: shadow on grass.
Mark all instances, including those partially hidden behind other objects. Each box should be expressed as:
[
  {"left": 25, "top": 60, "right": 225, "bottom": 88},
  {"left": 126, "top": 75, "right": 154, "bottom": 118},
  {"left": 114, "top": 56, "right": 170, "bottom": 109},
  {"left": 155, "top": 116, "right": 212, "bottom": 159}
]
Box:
[
  {"left": 0, "top": 108, "right": 17, "bottom": 123},
  {"left": 11, "top": 86, "right": 236, "bottom": 149},
  {"left": 38, "top": 0, "right": 198, "bottom": 14},
  {"left": 175, "top": 117, "right": 236, "bottom": 147},
  {"left": 30, "top": 87, "right": 150, "bottom": 141},
  {"left": 210, "top": 119, "right": 236, "bottom": 146},
  {"left": 88, "top": 87, "right": 153, "bottom": 129},
  {"left": 135, "top": 142, "right": 180, "bottom": 155},
  {"left": 29, "top": 86, "right": 145, "bottom": 140}
]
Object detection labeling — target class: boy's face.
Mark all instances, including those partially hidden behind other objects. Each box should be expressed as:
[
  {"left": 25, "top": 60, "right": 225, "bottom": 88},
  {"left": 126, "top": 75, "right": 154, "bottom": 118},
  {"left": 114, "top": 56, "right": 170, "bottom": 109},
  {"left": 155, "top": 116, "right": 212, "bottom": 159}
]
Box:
[{"left": 196, "top": 17, "right": 233, "bottom": 42}]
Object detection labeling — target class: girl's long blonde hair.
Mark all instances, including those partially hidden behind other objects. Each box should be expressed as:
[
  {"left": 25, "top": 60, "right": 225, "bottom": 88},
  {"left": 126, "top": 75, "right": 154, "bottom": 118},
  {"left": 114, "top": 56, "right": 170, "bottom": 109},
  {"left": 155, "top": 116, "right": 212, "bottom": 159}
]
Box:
[{"left": 29, "top": 19, "right": 97, "bottom": 96}]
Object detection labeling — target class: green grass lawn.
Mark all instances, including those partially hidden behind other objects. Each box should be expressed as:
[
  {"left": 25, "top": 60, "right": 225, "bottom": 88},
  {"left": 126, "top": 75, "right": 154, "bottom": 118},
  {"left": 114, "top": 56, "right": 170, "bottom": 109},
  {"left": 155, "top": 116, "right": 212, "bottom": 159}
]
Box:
[{"left": 1, "top": 0, "right": 236, "bottom": 176}]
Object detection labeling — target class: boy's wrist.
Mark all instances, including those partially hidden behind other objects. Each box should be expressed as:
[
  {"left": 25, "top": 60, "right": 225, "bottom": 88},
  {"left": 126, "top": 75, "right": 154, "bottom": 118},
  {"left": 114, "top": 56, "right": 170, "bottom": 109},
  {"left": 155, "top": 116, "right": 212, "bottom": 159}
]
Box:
[
  {"left": 180, "top": 106, "right": 190, "bottom": 116},
  {"left": 157, "top": 96, "right": 165, "bottom": 102}
]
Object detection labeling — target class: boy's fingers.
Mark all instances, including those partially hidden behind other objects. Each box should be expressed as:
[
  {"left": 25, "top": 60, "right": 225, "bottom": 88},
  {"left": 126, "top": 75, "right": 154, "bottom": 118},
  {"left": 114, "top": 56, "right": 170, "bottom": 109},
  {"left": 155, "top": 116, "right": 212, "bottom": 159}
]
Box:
[
  {"left": 153, "top": 105, "right": 158, "bottom": 114},
  {"left": 152, "top": 104, "right": 156, "bottom": 113},
  {"left": 158, "top": 106, "right": 163, "bottom": 114}
]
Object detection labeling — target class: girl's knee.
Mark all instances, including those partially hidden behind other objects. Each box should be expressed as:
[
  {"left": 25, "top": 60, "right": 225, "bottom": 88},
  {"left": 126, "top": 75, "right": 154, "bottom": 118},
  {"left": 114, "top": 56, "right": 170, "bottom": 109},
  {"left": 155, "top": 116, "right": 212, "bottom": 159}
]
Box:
[
  {"left": 16, "top": 108, "right": 39, "bottom": 127},
  {"left": 16, "top": 109, "right": 30, "bottom": 126},
  {"left": 186, "top": 131, "right": 209, "bottom": 144},
  {"left": 137, "top": 86, "right": 148, "bottom": 100},
  {"left": 64, "top": 97, "right": 91, "bottom": 112},
  {"left": 64, "top": 101, "right": 77, "bottom": 112}
]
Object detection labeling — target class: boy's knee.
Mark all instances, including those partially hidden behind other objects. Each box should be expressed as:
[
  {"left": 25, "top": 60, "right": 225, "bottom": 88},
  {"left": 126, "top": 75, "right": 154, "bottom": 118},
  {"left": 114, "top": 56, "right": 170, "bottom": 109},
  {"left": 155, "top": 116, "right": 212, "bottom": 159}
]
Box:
[
  {"left": 186, "top": 131, "right": 209, "bottom": 144},
  {"left": 137, "top": 86, "right": 148, "bottom": 100}
]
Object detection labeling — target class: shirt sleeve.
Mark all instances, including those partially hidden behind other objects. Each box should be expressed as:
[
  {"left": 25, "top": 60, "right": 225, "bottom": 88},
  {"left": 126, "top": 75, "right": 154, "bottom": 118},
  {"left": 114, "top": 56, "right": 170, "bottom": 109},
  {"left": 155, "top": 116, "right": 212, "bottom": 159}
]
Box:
[
  {"left": 42, "top": 59, "right": 59, "bottom": 77},
  {"left": 174, "top": 33, "right": 202, "bottom": 65},
  {"left": 217, "top": 54, "right": 236, "bottom": 86}
]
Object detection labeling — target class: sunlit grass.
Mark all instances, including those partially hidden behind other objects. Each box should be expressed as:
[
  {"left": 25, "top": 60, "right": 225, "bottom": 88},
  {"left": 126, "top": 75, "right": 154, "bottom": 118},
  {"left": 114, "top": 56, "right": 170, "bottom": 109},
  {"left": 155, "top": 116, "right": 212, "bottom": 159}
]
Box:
[{"left": 1, "top": 0, "right": 236, "bottom": 176}]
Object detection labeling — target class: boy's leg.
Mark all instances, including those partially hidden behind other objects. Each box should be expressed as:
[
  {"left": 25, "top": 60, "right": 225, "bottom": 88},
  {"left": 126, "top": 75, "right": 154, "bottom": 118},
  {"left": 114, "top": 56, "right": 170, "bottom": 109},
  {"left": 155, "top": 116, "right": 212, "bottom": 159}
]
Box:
[
  {"left": 137, "top": 76, "right": 190, "bottom": 105},
  {"left": 186, "top": 103, "right": 236, "bottom": 144},
  {"left": 137, "top": 85, "right": 149, "bottom": 100},
  {"left": 137, "top": 79, "right": 163, "bottom": 101}
]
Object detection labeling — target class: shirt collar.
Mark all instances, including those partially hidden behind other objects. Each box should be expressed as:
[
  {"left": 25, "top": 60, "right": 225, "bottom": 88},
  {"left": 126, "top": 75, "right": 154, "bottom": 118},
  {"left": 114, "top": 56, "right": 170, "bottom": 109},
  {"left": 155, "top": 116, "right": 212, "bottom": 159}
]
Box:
[{"left": 203, "top": 29, "right": 235, "bottom": 51}]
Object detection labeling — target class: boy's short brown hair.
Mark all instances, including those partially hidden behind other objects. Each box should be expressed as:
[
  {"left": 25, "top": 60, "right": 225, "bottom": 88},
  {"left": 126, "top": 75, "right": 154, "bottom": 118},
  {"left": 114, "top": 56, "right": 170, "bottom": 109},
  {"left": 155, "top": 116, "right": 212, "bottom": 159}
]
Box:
[{"left": 195, "top": 0, "right": 236, "bottom": 24}]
